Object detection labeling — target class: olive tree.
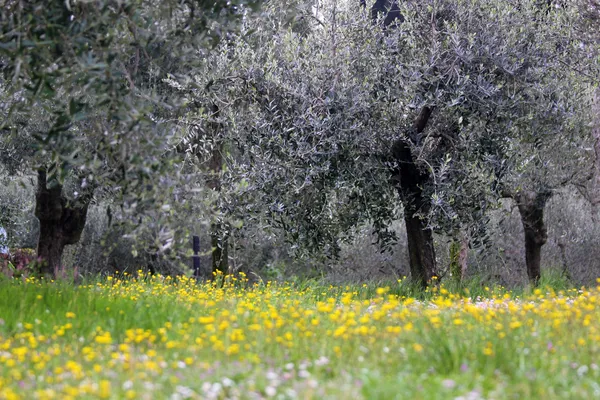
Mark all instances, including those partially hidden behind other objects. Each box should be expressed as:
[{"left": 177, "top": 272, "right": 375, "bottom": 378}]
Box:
[
  {"left": 0, "top": 0, "right": 258, "bottom": 276},
  {"left": 164, "top": 0, "right": 596, "bottom": 285},
  {"left": 485, "top": 1, "right": 599, "bottom": 283}
]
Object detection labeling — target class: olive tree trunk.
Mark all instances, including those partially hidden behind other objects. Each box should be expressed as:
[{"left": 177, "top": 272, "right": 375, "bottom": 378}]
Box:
[
  {"left": 515, "top": 190, "right": 552, "bottom": 284},
  {"left": 392, "top": 106, "right": 437, "bottom": 287},
  {"left": 205, "top": 104, "right": 229, "bottom": 277},
  {"left": 449, "top": 231, "right": 469, "bottom": 281},
  {"left": 35, "top": 168, "right": 91, "bottom": 277}
]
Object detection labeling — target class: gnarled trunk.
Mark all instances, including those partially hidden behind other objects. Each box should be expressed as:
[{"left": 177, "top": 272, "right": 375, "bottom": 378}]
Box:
[
  {"left": 392, "top": 106, "right": 437, "bottom": 287},
  {"left": 515, "top": 190, "right": 552, "bottom": 284},
  {"left": 35, "top": 168, "right": 91, "bottom": 277},
  {"left": 403, "top": 211, "right": 436, "bottom": 287}
]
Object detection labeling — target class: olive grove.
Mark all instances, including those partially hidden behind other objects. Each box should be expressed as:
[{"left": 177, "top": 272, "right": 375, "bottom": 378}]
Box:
[
  {"left": 168, "top": 0, "right": 597, "bottom": 285},
  {"left": 1, "top": 0, "right": 599, "bottom": 286}
]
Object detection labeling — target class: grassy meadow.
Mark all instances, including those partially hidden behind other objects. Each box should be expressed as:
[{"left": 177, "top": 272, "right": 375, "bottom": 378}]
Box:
[{"left": 1, "top": 273, "right": 600, "bottom": 399}]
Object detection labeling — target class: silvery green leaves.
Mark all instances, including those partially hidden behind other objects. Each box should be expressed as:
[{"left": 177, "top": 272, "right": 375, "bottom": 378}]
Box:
[
  {"left": 181, "top": 0, "right": 596, "bottom": 278},
  {"left": 0, "top": 0, "right": 258, "bottom": 274}
]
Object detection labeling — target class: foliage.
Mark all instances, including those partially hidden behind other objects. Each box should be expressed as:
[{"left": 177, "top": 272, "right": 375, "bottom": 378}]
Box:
[
  {"left": 173, "top": 0, "right": 596, "bottom": 269},
  {"left": 0, "top": 0, "right": 599, "bottom": 281},
  {"left": 0, "top": 0, "right": 260, "bottom": 271}
]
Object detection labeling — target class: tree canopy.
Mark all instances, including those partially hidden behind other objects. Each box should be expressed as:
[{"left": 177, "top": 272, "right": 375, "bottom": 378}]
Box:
[{"left": 0, "top": 0, "right": 599, "bottom": 285}]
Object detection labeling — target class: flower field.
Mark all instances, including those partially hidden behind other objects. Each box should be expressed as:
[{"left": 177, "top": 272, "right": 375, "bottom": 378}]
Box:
[{"left": 1, "top": 274, "right": 600, "bottom": 399}]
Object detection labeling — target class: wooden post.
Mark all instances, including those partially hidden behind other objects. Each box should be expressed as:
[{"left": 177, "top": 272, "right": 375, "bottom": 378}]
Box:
[{"left": 192, "top": 235, "right": 201, "bottom": 278}]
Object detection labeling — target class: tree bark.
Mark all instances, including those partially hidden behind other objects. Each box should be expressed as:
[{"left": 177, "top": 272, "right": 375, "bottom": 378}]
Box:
[
  {"left": 371, "top": 0, "right": 403, "bottom": 27},
  {"left": 35, "top": 168, "right": 91, "bottom": 277},
  {"left": 204, "top": 104, "right": 229, "bottom": 277},
  {"left": 392, "top": 106, "right": 437, "bottom": 287},
  {"left": 449, "top": 230, "right": 469, "bottom": 281},
  {"left": 556, "top": 237, "right": 571, "bottom": 281},
  {"left": 457, "top": 234, "right": 469, "bottom": 280},
  {"left": 515, "top": 190, "right": 552, "bottom": 285}
]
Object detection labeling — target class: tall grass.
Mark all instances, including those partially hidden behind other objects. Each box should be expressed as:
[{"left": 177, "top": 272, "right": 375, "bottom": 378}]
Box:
[{"left": 0, "top": 272, "right": 597, "bottom": 399}]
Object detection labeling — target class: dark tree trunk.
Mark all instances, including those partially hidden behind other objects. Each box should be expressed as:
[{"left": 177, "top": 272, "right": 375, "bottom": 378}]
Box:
[
  {"left": 403, "top": 212, "right": 436, "bottom": 286},
  {"left": 556, "top": 238, "right": 571, "bottom": 281},
  {"left": 515, "top": 190, "right": 552, "bottom": 285},
  {"left": 204, "top": 104, "right": 229, "bottom": 277},
  {"left": 35, "top": 168, "right": 91, "bottom": 277},
  {"left": 37, "top": 223, "right": 66, "bottom": 278},
  {"left": 371, "top": 0, "right": 403, "bottom": 27},
  {"left": 449, "top": 231, "right": 469, "bottom": 282},
  {"left": 391, "top": 106, "right": 437, "bottom": 287}
]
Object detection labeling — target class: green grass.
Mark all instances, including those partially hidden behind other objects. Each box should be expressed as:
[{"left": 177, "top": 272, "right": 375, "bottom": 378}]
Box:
[{"left": 0, "top": 273, "right": 598, "bottom": 399}]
